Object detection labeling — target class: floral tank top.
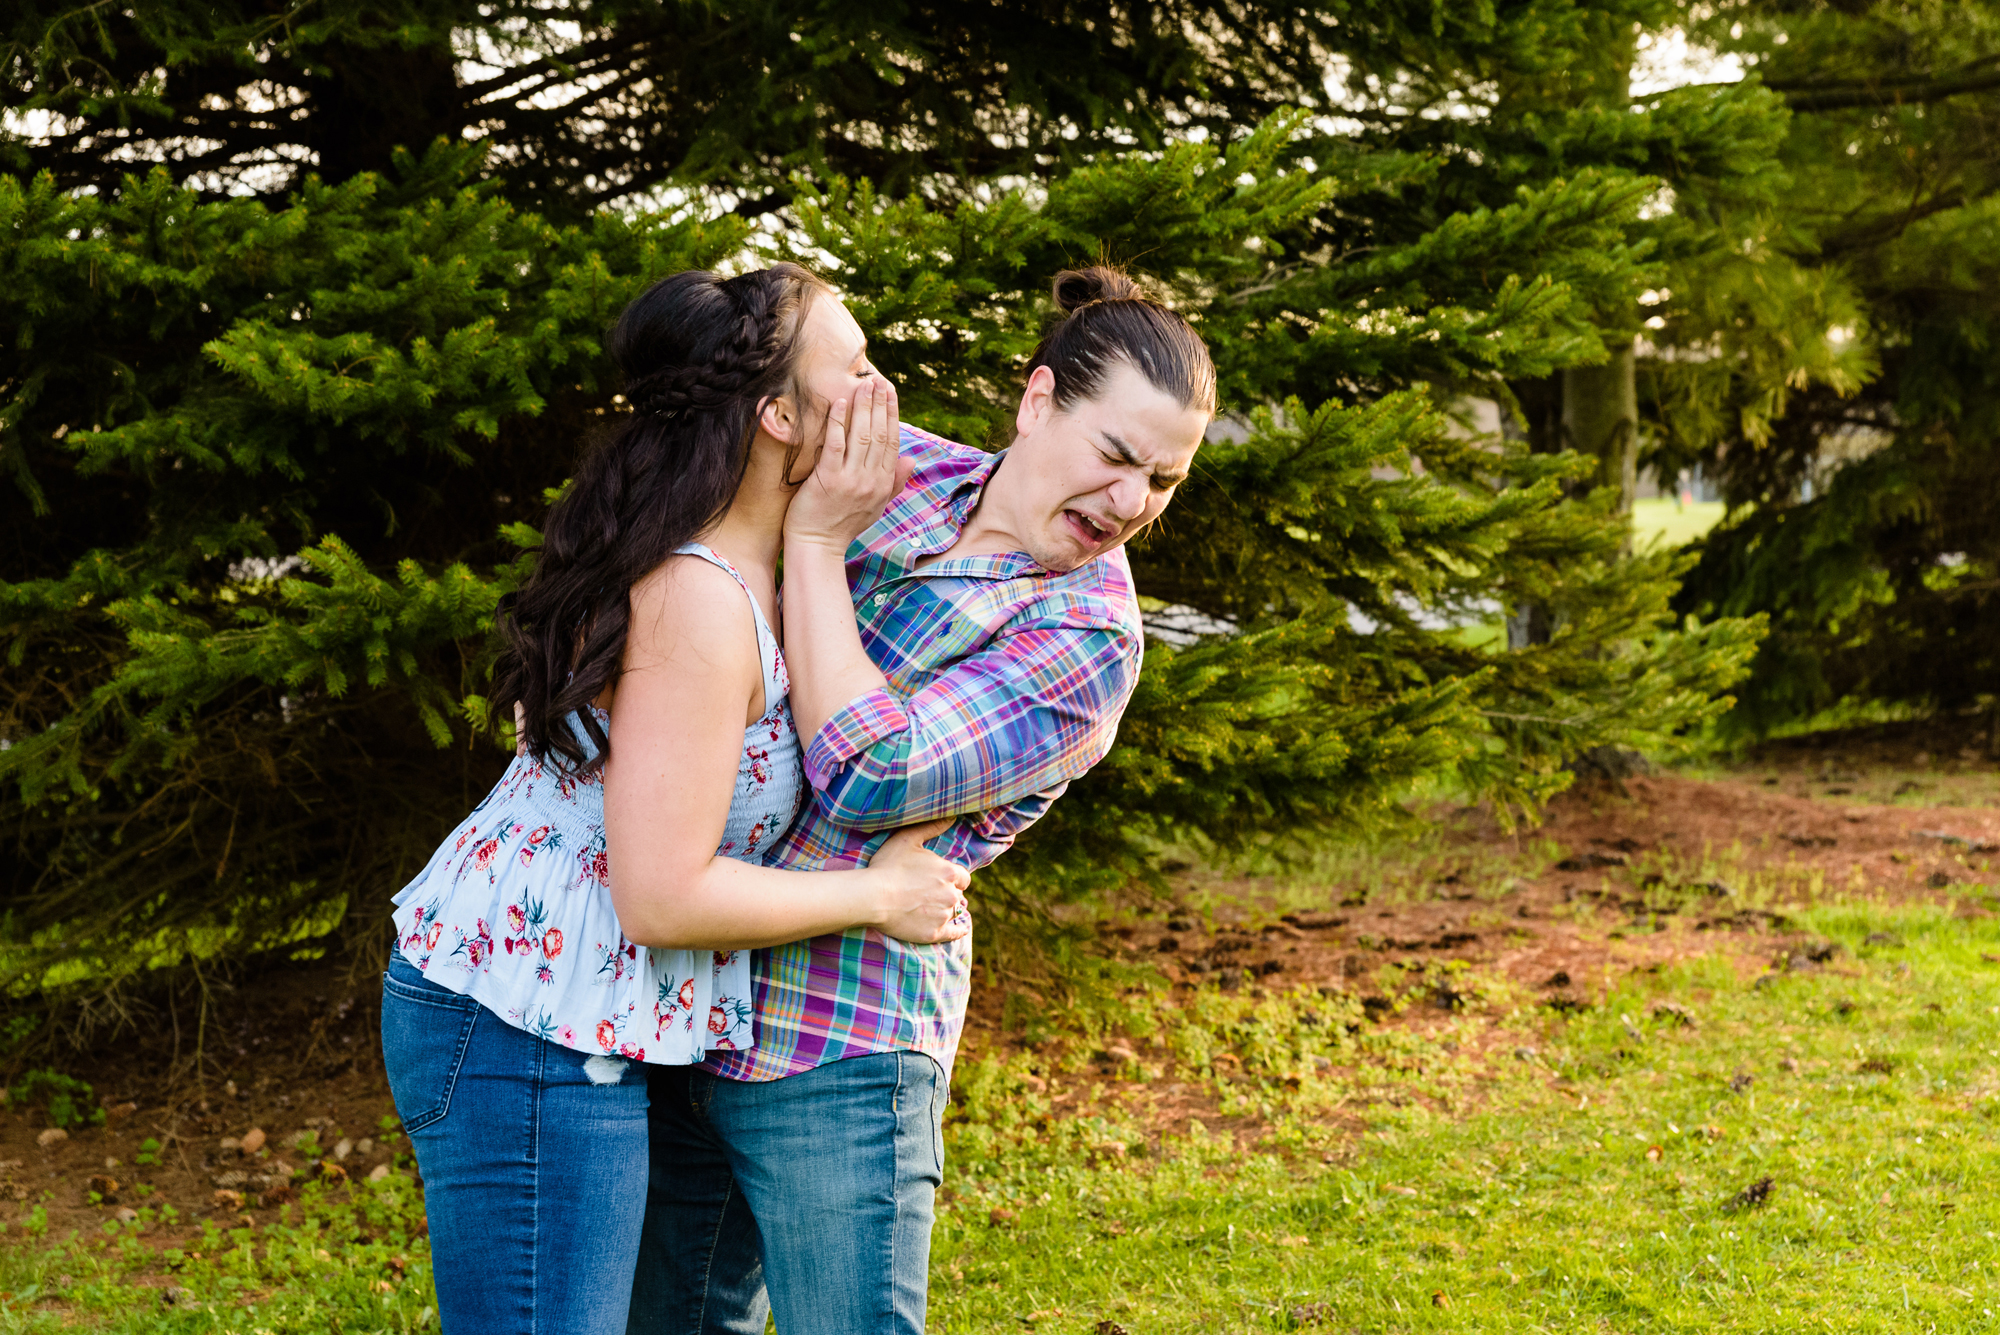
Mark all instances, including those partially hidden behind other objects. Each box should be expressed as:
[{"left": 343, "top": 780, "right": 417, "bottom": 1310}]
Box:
[{"left": 389, "top": 543, "right": 803, "bottom": 1064}]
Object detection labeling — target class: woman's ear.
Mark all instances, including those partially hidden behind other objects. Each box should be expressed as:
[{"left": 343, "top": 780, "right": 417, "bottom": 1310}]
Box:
[
  {"left": 758, "top": 393, "right": 797, "bottom": 444},
  {"left": 1015, "top": 364, "right": 1057, "bottom": 442}
]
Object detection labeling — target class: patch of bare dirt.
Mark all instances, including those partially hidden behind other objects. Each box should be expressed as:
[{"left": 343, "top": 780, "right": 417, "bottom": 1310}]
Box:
[
  {"left": 0, "top": 963, "right": 397, "bottom": 1248},
  {"left": 956, "top": 743, "right": 1999, "bottom": 1148}
]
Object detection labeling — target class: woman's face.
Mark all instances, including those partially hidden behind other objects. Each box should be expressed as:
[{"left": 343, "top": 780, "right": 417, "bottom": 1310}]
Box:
[
  {"left": 1002, "top": 360, "right": 1210, "bottom": 573},
  {"left": 768, "top": 294, "right": 880, "bottom": 480}
]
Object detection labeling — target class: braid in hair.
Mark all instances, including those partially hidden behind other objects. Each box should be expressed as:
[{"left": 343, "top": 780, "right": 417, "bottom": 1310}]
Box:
[{"left": 491, "top": 263, "right": 829, "bottom": 773}]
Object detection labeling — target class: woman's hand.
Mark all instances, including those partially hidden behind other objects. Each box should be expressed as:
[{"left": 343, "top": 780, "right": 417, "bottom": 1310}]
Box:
[
  {"left": 786, "top": 376, "right": 904, "bottom": 555},
  {"left": 865, "top": 818, "right": 973, "bottom": 944}
]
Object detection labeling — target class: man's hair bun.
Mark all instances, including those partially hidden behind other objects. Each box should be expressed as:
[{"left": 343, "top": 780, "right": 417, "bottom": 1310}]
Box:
[
  {"left": 1029, "top": 265, "right": 1215, "bottom": 416},
  {"left": 1051, "top": 266, "right": 1143, "bottom": 313}
]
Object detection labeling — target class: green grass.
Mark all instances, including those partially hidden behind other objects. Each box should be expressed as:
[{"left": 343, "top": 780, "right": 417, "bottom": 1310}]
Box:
[
  {"left": 0, "top": 1175, "right": 439, "bottom": 1332},
  {"left": 1632, "top": 498, "right": 1727, "bottom": 551},
  {"left": 4, "top": 902, "right": 1998, "bottom": 1333},
  {"left": 934, "top": 900, "right": 2000, "bottom": 1332}
]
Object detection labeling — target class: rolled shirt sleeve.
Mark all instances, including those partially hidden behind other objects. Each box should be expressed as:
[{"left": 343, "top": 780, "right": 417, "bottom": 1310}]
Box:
[{"left": 802, "top": 622, "right": 1142, "bottom": 832}]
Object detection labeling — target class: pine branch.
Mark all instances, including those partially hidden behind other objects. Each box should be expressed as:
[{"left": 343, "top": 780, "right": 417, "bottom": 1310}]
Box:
[{"left": 1769, "top": 53, "right": 2000, "bottom": 111}]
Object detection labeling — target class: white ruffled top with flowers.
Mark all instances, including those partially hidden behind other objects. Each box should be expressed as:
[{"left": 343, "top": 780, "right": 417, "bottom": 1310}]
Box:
[{"left": 389, "top": 543, "right": 802, "bottom": 1065}]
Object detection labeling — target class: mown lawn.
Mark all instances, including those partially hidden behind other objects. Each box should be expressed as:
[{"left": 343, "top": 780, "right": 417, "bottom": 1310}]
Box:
[{"left": 3, "top": 897, "right": 1996, "bottom": 1333}]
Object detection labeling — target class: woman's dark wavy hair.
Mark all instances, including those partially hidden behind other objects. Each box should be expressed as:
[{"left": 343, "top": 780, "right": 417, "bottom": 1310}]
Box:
[
  {"left": 1027, "top": 266, "right": 1216, "bottom": 414},
  {"left": 493, "top": 262, "right": 829, "bottom": 773}
]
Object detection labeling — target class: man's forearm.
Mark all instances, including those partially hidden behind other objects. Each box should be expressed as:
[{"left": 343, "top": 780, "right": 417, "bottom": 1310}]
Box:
[{"left": 784, "top": 541, "right": 891, "bottom": 744}]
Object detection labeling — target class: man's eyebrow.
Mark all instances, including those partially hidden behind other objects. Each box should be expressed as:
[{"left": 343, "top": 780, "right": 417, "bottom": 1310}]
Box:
[{"left": 1102, "top": 431, "right": 1188, "bottom": 486}]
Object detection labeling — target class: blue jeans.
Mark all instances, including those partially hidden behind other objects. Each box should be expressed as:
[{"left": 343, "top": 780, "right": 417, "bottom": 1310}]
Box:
[
  {"left": 380, "top": 953, "right": 651, "bottom": 1335},
  {"left": 627, "top": 1051, "right": 948, "bottom": 1335}
]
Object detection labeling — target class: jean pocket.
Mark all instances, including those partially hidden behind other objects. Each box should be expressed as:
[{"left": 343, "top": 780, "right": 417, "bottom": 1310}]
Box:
[
  {"left": 379, "top": 966, "right": 482, "bottom": 1134},
  {"left": 920, "top": 1055, "right": 948, "bottom": 1177}
]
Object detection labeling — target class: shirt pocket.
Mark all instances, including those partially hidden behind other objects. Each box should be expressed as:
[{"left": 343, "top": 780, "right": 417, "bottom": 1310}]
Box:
[
  {"left": 902, "top": 585, "right": 999, "bottom": 674},
  {"left": 379, "top": 966, "right": 483, "bottom": 1134}
]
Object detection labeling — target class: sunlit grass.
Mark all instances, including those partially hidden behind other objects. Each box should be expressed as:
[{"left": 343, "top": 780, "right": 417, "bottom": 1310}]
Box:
[
  {"left": 1632, "top": 498, "right": 1727, "bottom": 552},
  {"left": 933, "top": 899, "right": 2000, "bottom": 1332}
]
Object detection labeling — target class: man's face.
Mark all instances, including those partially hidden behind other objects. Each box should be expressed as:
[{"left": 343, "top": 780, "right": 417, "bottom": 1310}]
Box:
[{"left": 1004, "top": 360, "right": 1210, "bottom": 573}]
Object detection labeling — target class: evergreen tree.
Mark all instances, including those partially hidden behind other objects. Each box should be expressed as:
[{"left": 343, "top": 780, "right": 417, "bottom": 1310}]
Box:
[
  {"left": 5, "top": 0, "right": 1364, "bottom": 215},
  {"left": 0, "top": 3, "right": 1765, "bottom": 1013},
  {"left": 1655, "top": 0, "right": 2000, "bottom": 739}
]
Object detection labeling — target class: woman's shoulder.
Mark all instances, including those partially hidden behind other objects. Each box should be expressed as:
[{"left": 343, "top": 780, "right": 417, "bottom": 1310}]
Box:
[{"left": 626, "top": 552, "right": 759, "bottom": 668}]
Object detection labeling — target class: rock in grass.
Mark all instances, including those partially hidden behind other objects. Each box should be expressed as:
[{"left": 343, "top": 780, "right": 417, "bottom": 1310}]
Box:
[
  {"left": 36, "top": 1128, "right": 67, "bottom": 1149},
  {"left": 1730, "top": 1176, "right": 1775, "bottom": 1209}
]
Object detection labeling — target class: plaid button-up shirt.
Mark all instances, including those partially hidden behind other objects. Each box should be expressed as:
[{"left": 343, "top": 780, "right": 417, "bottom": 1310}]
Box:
[{"left": 701, "top": 424, "right": 1145, "bottom": 1082}]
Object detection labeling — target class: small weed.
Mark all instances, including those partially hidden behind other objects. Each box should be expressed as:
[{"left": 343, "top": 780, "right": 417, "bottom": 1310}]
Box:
[{"left": 6, "top": 1069, "right": 106, "bottom": 1130}]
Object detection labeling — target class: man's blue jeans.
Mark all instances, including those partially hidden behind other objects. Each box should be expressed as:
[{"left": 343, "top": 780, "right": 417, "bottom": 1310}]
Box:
[
  {"left": 626, "top": 1051, "right": 948, "bottom": 1335},
  {"left": 381, "top": 953, "right": 651, "bottom": 1335}
]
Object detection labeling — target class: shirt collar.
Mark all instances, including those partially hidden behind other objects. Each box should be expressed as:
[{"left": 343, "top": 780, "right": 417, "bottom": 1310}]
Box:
[{"left": 877, "top": 448, "right": 1047, "bottom": 580}]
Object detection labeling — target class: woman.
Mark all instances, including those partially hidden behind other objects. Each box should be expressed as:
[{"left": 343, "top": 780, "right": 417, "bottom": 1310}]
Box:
[
  {"left": 630, "top": 265, "right": 1219, "bottom": 1335},
  {"left": 379, "top": 263, "right": 967, "bottom": 1335}
]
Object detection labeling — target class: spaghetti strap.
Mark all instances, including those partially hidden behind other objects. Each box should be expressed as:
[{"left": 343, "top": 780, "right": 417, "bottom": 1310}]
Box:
[{"left": 673, "top": 542, "right": 789, "bottom": 711}]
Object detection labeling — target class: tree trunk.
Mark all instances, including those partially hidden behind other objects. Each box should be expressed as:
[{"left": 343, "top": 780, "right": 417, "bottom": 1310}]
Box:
[
  {"left": 1563, "top": 337, "right": 1640, "bottom": 536},
  {"left": 1505, "top": 23, "right": 1638, "bottom": 649}
]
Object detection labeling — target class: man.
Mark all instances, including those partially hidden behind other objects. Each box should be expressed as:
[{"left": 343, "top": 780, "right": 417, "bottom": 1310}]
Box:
[{"left": 631, "top": 268, "right": 1214, "bottom": 1334}]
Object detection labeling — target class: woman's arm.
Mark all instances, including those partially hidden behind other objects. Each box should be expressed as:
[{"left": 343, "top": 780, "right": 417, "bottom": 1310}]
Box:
[
  {"left": 781, "top": 376, "right": 1143, "bottom": 831},
  {"left": 601, "top": 553, "right": 967, "bottom": 951},
  {"left": 799, "top": 620, "right": 1140, "bottom": 831},
  {"left": 782, "top": 377, "right": 903, "bottom": 742}
]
